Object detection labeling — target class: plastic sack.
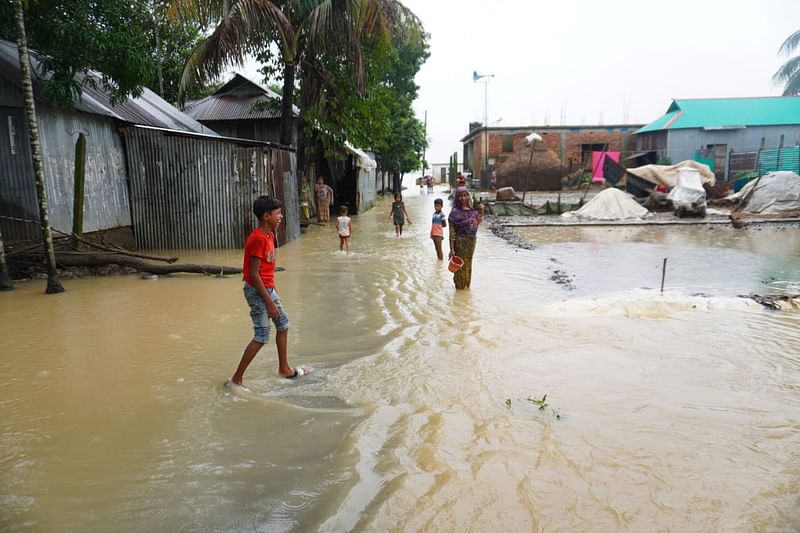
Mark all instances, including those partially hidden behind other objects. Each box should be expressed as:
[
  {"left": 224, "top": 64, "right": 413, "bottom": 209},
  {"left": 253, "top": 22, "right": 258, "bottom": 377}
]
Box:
[{"left": 667, "top": 168, "right": 706, "bottom": 207}]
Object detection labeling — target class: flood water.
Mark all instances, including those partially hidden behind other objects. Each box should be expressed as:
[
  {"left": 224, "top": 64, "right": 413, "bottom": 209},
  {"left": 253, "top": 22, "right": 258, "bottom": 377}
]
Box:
[{"left": 2, "top": 186, "right": 799, "bottom": 532}]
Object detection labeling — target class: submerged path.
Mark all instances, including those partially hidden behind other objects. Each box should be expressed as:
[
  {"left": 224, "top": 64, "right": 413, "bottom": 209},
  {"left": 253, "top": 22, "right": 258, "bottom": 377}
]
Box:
[{"left": 0, "top": 185, "right": 799, "bottom": 531}]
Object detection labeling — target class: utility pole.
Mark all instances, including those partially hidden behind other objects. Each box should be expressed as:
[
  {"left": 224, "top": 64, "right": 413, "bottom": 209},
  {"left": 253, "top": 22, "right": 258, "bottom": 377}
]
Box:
[
  {"left": 473, "top": 71, "right": 494, "bottom": 190},
  {"left": 484, "top": 81, "right": 488, "bottom": 189},
  {"left": 421, "top": 110, "right": 427, "bottom": 175}
]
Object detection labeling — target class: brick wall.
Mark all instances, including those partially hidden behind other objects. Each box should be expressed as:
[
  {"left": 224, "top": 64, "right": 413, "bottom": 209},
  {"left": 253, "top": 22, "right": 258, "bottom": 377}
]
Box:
[{"left": 466, "top": 125, "right": 640, "bottom": 175}]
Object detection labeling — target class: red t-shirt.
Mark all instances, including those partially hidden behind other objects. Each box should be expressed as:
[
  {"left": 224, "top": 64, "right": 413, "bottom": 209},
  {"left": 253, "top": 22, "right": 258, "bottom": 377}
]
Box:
[{"left": 242, "top": 229, "right": 276, "bottom": 288}]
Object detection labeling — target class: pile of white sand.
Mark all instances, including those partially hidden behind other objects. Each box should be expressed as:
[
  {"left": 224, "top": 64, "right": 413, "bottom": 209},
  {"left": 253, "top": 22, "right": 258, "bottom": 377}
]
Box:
[{"left": 563, "top": 188, "right": 649, "bottom": 220}]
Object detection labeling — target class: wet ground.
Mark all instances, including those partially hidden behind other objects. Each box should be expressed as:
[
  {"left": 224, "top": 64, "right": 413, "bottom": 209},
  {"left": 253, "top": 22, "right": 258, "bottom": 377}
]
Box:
[{"left": 1, "top": 184, "right": 799, "bottom": 531}]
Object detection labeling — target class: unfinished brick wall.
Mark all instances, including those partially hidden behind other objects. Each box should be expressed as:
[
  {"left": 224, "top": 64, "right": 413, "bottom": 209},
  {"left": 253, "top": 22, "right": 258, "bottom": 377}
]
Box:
[
  {"left": 464, "top": 125, "right": 640, "bottom": 178},
  {"left": 480, "top": 127, "right": 637, "bottom": 171}
]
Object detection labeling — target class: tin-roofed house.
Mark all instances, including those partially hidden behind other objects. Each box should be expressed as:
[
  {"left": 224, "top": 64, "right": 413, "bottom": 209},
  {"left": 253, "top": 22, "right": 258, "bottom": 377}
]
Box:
[
  {"left": 186, "top": 73, "right": 378, "bottom": 215},
  {"left": 0, "top": 40, "right": 300, "bottom": 250},
  {"left": 183, "top": 73, "right": 298, "bottom": 145},
  {"left": 634, "top": 97, "right": 800, "bottom": 181}
]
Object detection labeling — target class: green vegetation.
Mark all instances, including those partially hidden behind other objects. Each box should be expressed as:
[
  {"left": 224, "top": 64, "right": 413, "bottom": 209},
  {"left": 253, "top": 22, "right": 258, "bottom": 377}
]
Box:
[
  {"left": 774, "top": 29, "right": 800, "bottom": 95},
  {"left": 0, "top": 0, "right": 216, "bottom": 105},
  {"left": 295, "top": 3, "right": 428, "bottom": 189},
  {"left": 505, "top": 393, "right": 563, "bottom": 420},
  {"left": 169, "top": 0, "right": 423, "bottom": 149},
  {"left": 1, "top": 0, "right": 152, "bottom": 105},
  {"left": 527, "top": 393, "right": 548, "bottom": 410}
]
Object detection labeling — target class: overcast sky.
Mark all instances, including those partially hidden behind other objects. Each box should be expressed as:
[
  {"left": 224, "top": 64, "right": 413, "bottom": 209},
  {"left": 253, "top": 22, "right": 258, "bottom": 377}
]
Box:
[
  {"left": 241, "top": 1, "right": 800, "bottom": 166},
  {"left": 398, "top": 0, "right": 800, "bottom": 165}
]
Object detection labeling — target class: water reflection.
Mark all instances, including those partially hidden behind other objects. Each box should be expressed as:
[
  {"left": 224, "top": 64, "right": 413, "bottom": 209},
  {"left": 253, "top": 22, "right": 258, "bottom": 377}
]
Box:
[{"left": 1, "top": 189, "right": 799, "bottom": 531}]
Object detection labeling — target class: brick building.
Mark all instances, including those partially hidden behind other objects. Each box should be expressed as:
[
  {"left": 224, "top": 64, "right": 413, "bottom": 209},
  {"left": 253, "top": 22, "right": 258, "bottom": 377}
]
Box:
[{"left": 460, "top": 123, "right": 642, "bottom": 185}]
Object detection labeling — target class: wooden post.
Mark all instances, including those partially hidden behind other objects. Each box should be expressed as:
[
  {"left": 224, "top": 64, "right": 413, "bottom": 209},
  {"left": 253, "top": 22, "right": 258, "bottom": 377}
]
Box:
[
  {"left": 0, "top": 226, "right": 13, "bottom": 291},
  {"left": 660, "top": 257, "right": 667, "bottom": 293},
  {"left": 71, "top": 133, "right": 86, "bottom": 250},
  {"left": 523, "top": 142, "right": 534, "bottom": 203},
  {"left": 726, "top": 148, "right": 732, "bottom": 182},
  {"left": 755, "top": 136, "right": 765, "bottom": 175}
]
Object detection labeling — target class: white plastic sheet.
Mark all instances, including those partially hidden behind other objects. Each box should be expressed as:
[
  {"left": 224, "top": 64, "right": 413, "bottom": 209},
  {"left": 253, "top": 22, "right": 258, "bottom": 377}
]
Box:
[
  {"left": 728, "top": 171, "right": 800, "bottom": 214},
  {"left": 627, "top": 160, "right": 716, "bottom": 188},
  {"left": 667, "top": 168, "right": 706, "bottom": 206}
]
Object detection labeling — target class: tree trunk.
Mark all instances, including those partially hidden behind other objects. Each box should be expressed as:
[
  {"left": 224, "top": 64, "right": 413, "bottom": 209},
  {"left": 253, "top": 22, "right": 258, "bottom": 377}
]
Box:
[
  {"left": 13, "top": 0, "right": 64, "bottom": 294},
  {"left": 0, "top": 227, "right": 13, "bottom": 291},
  {"left": 392, "top": 171, "right": 401, "bottom": 194},
  {"left": 296, "top": 111, "right": 307, "bottom": 177},
  {"left": 279, "top": 61, "right": 296, "bottom": 146}
]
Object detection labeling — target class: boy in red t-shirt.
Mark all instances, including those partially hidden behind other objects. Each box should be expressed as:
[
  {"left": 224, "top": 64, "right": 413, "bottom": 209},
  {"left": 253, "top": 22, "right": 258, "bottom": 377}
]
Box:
[{"left": 229, "top": 196, "right": 307, "bottom": 386}]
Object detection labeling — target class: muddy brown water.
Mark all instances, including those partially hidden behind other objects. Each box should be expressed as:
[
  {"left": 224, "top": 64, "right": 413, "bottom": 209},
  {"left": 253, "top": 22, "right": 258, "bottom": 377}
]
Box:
[{"left": 1, "top": 187, "right": 799, "bottom": 532}]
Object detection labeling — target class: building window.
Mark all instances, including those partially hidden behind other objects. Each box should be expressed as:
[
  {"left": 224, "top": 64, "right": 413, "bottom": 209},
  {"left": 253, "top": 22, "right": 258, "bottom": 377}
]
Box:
[{"left": 502, "top": 135, "right": 514, "bottom": 153}]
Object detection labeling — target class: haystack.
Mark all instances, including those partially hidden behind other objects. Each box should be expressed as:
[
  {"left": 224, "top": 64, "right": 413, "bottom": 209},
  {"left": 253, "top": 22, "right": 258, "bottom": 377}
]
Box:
[{"left": 497, "top": 145, "right": 563, "bottom": 191}]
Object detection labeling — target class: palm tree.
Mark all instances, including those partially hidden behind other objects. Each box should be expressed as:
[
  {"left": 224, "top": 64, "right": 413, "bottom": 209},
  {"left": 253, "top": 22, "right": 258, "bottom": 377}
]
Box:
[
  {"left": 168, "top": 0, "right": 403, "bottom": 146},
  {"left": 12, "top": 0, "right": 64, "bottom": 294},
  {"left": 774, "top": 30, "right": 800, "bottom": 95}
]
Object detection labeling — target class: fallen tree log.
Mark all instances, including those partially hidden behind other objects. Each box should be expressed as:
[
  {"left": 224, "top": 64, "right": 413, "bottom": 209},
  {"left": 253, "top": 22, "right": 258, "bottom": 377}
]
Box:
[
  {"left": 49, "top": 229, "right": 179, "bottom": 263},
  {"left": 21, "top": 252, "right": 241, "bottom": 276}
]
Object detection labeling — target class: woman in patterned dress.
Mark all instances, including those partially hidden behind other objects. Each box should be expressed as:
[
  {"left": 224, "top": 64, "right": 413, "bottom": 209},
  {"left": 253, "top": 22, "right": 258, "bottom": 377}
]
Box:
[{"left": 448, "top": 188, "right": 483, "bottom": 289}]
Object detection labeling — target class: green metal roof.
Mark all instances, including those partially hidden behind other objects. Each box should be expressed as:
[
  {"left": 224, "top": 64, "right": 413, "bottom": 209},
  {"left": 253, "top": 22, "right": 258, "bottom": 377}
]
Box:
[{"left": 635, "top": 96, "right": 800, "bottom": 134}]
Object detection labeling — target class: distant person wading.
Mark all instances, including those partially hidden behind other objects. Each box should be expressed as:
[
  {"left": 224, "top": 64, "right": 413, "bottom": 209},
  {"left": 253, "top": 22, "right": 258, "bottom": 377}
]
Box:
[
  {"left": 315, "top": 177, "right": 334, "bottom": 222},
  {"left": 448, "top": 187, "right": 483, "bottom": 289}
]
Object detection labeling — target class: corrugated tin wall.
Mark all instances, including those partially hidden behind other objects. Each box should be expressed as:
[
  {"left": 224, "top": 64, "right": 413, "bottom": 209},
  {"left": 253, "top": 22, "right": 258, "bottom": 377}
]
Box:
[
  {"left": 38, "top": 107, "right": 130, "bottom": 232},
  {"left": 125, "top": 126, "right": 299, "bottom": 250},
  {"left": 0, "top": 106, "right": 37, "bottom": 240},
  {"left": 658, "top": 126, "right": 800, "bottom": 180},
  {"left": 0, "top": 104, "right": 130, "bottom": 241},
  {"left": 357, "top": 167, "right": 377, "bottom": 213}
]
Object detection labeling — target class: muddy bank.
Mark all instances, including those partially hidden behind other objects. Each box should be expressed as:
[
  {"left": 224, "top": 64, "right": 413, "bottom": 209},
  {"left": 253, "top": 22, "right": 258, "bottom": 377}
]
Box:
[
  {"left": 488, "top": 217, "right": 800, "bottom": 305},
  {"left": 494, "top": 213, "right": 800, "bottom": 228},
  {"left": 485, "top": 216, "right": 536, "bottom": 250}
]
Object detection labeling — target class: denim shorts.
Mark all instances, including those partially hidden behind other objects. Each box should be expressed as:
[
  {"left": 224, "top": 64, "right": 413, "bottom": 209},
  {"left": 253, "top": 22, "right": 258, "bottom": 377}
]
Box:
[{"left": 243, "top": 284, "right": 290, "bottom": 343}]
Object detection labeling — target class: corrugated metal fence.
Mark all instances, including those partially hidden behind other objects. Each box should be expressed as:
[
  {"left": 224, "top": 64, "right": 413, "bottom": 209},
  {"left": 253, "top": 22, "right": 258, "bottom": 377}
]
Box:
[
  {"left": 728, "top": 147, "right": 800, "bottom": 177},
  {"left": 125, "top": 126, "right": 299, "bottom": 250},
  {"left": 758, "top": 147, "right": 800, "bottom": 175}
]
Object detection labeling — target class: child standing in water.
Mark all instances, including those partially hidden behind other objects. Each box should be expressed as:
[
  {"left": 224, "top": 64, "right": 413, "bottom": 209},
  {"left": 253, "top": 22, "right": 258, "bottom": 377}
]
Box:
[
  {"left": 430, "top": 198, "right": 447, "bottom": 260},
  {"left": 229, "top": 196, "right": 307, "bottom": 386},
  {"left": 337, "top": 205, "right": 352, "bottom": 253},
  {"left": 389, "top": 193, "right": 412, "bottom": 236}
]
